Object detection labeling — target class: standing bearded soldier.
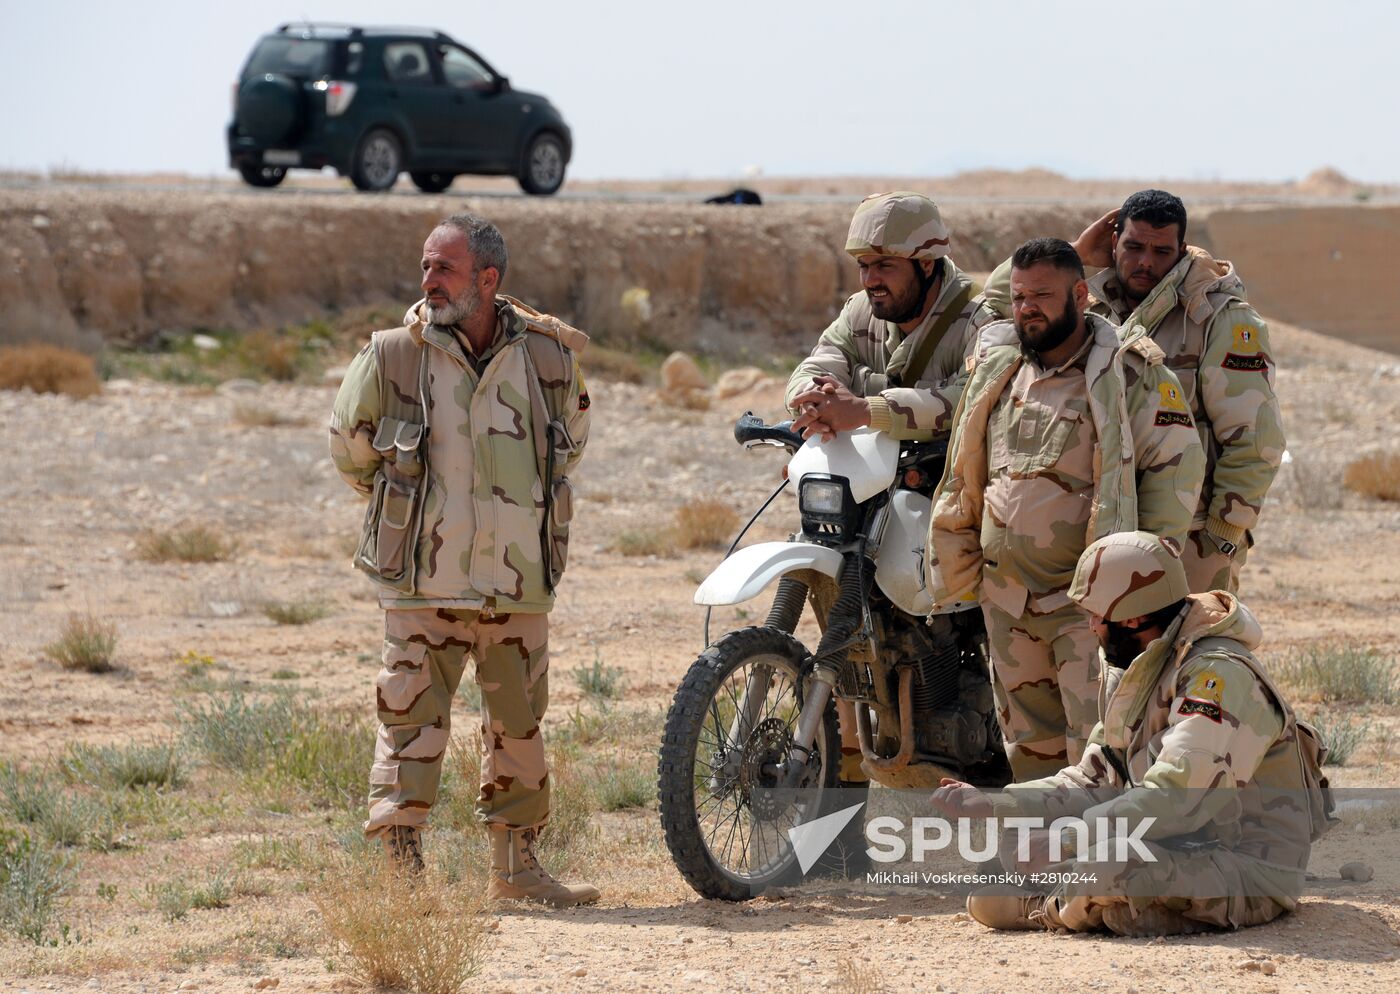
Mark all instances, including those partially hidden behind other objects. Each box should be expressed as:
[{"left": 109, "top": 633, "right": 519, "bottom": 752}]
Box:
[{"left": 329, "top": 212, "right": 598, "bottom": 907}]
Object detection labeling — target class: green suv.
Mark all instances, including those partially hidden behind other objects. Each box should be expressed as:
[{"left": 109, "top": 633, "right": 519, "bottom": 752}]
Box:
[{"left": 228, "top": 24, "right": 573, "bottom": 195}]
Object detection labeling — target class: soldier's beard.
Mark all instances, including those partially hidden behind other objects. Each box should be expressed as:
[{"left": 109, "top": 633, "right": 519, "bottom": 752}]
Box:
[
  {"left": 869, "top": 260, "right": 938, "bottom": 324},
  {"left": 425, "top": 284, "right": 480, "bottom": 327},
  {"left": 1014, "top": 290, "right": 1080, "bottom": 356}
]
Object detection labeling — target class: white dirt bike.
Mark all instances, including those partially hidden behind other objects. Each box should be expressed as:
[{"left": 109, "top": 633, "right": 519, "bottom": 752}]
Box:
[{"left": 658, "top": 413, "right": 1010, "bottom": 900}]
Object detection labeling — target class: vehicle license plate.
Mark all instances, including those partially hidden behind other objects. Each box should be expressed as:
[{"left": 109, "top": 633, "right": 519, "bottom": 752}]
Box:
[{"left": 263, "top": 150, "right": 300, "bottom": 166}]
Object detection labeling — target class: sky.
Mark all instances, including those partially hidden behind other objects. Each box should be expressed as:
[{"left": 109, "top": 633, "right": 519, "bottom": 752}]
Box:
[{"left": 1, "top": 0, "right": 1397, "bottom": 184}]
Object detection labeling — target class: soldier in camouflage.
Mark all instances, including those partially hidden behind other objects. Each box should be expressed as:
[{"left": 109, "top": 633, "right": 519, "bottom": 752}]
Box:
[
  {"left": 987, "top": 191, "right": 1285, "bottom": 592},
  {"left": 935, "top": 531, "right": 1325, "bottom": 936},
  {"left": 783, "top": 192, "right": 1001, "bottom": 858},
  {"left": 786, "top": 191, "right": 1001, "bottom": 443},
  {"left": 928, "top": 238, "right": 1204, "bottom": 781},
  {"left": 329, "top": 213, "right": 599, "bottom": 907}
]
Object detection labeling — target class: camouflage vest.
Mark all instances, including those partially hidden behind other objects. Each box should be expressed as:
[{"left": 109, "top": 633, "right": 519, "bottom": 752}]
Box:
[{"left": 352, "top": 297, "right": 584, "bottom": 597}]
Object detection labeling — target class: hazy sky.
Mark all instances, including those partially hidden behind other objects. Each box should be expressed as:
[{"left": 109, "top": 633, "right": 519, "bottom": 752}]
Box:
[{"left": 2, "top": 0, "right": 1396, "bottom": 183}]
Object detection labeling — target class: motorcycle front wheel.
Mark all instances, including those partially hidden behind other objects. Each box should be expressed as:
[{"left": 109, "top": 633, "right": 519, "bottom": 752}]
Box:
[{"left": 658, "top": 626, "right": 839, "bottom": 901}]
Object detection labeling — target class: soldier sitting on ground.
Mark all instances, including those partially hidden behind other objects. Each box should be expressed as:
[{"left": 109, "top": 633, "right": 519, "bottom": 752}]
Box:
[{"left": 932, "top": 532, "right": 1332, "bottom": 937}]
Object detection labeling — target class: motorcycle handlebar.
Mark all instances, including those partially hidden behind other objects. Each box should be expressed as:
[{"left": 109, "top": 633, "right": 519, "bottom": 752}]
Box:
[{"left": 734, "top": 412, "right": 804, "bottom": 453}]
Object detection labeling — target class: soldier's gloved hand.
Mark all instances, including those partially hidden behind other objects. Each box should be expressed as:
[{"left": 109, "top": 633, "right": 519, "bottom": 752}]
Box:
[
  {"left": 1071, "top": 208, "right": 1120, "bottom": 269},
  {"left": 930, "top": 777, "right": 993, "bottom": 818},
  {"left": 791, "top": 375, "right": 871, "bottom": 442}
]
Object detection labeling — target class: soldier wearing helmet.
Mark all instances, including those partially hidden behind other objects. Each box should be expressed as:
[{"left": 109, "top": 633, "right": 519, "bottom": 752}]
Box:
[
  {"left": 934, "top": 531, "right": 1330, "bottom": 937},
  {"left": 782, "top": 192, "right": 1002, "bottom": 871},
  {"left": 786, "top": 191, "right": 1001, "bottom": 442}
]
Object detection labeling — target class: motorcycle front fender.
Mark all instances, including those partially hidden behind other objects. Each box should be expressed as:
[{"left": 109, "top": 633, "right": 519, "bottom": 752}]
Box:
[{"left": 693, "top": 541, "right": 842, "bottom": 607}]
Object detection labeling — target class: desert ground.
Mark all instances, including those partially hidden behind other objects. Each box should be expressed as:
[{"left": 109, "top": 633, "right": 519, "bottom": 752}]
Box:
[{"left": 1, "top": 174, "right": 1399, "bottom": 993}]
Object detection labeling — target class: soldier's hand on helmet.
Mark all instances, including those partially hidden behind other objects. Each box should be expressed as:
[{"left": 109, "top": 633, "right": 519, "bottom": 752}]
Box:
[
  {"left": 791, "top": 375, "right": 871, "bottom": 441},
  {"left": 1071, "top": 208, "right": 1119, "bottom": 269},
  {"left": 930, "top": 777, "right": 993, "bottom": 817}
]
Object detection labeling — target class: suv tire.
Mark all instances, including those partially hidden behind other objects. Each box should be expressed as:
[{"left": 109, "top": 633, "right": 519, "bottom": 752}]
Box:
[
  {"left": 410, "top": 171, "right": 455, "bottom": 194},
  {"left": 238, "top": 163, "right": 288, "bottom": 188},
  {"left": 351, "top": 129, "right": 402, "bottom": 192},
  {"left": 518, "top": 132, "right": 566, "bottom": 196},
  {"left": 238, "top": 74, "right": 304, "bottom": 146}
]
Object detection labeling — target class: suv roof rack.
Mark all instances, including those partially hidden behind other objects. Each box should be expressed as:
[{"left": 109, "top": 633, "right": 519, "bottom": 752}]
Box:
[{"left": 275, "top": 22, "right": 453, "bottom": 41}]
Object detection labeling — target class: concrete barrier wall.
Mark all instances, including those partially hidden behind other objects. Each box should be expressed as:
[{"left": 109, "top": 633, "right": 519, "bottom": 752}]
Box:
[{"left": 1, "top": 191, "right": 1392, "bottom": 356}]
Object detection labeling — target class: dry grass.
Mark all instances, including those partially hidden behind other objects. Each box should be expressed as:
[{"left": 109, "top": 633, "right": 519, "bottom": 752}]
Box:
[
  {"left": 613, "top": 528, "right": 672, "bottom": 557},
  {"left": 1273, "top": 643, "right": 1398, "bottom": 705},
  {"left": 0, "top": 344, "right": 101, "bottom": 398},
  {"left": 674, "top": 498, "right": 738, "bottom": 550},
  {"left": 232, "top": 400, "right": 301, "bottom": 428},
  {"left": 1345, "top": 452, "right": 1400, "bottom": 502},
  {"left": 314, "top": 853, "right": 490, "bottom": 994},
  {"left": 44, "top": 613, "right": 118, "bottom": 673},
  {"left": 584, "top": 344, "right": 647, "bottom": 384},
  {"left": 262, "top": 599, "right": 331, "bottom": 626},
  {"left": 137, "top": 525, "right": 236, "bottom": 564},
  {"left": 236, "top": 330, "right": 300, "bottom": 382}
]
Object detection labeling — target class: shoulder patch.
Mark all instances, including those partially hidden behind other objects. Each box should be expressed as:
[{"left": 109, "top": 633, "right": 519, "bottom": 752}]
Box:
[
  {"left": 1221, "top": 321, "right": 1269, "bottom": 371},
  {"left": 1153, "top": 381, "right": 1193, "bottom": 427},
  {"left": 1177, "top": 698, "right": 1223, "bottom": 722},
  {"left": 577, "top": 371, "right": 590, "bottom": 411},
  {"left": 1187, "top": 669, "right": 1225, "bottom": 704}
]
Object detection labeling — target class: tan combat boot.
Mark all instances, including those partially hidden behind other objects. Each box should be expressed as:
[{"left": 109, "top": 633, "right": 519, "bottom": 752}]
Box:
[
  {"left": 383, "top": 824, "right": 424, "bottom": 875},
  {"left": 966, "top": 885, "right": 1060, "bottom": 931},
  {"left": 1101, "top": 902, "right": 1212, "bottom": 937},
  {"left": 487, "top": 827, "right": 600, "bottom": 908}
]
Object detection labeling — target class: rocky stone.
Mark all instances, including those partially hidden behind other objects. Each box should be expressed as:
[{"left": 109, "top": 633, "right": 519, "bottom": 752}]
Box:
[
  {"left": 661, "top": 352, "right": 707, "bottom": 392},
  {"left": 1339, "top": 861, "right": 1374, "bottom": 882}
]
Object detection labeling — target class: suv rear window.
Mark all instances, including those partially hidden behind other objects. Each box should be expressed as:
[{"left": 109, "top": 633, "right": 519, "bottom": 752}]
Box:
[{"left": 244, "top": 37, "right": 334, "bottom": 79}]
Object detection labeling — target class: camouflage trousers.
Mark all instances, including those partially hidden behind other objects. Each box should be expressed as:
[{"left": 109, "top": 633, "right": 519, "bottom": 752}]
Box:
[
  {"left": 983, "top": 601, "right": 1100, "bottom": 782},
  {"left": 1182, "top": 529, "right": 1247, "bottom": 594},
  {"left": 364, "top": 607, "right": 551, "bottom": 839},
  {"left": 1051, "top": 838, "right": 1299, "bottom": 935}
]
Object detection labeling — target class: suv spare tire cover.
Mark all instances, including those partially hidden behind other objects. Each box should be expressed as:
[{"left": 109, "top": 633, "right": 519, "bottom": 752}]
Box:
[{"left": 239, "top": 74, "right": 304, "bottom": 146}]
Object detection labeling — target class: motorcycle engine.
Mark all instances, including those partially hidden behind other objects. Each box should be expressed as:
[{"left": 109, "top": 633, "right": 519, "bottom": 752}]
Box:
[{"left": 900, "top": 613, "right": 996, "bottom": 767}]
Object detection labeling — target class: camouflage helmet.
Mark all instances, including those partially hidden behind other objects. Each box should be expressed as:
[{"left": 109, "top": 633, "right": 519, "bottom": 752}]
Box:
[
  {"left": 1069, "top": 531, "right": 1189, "bottom": 622},
  {"left": 845, "top": 191, "right": 950, "bottom": 261}
]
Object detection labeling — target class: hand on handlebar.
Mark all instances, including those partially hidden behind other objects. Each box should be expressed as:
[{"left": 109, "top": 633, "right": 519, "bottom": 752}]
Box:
[{"left": 791, "top": 375, "right": 872, "bottom": 442}]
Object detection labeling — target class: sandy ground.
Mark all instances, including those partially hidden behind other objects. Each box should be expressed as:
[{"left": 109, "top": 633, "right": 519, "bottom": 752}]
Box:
[{"left": 1, "top": 315, "right": 1400, "bottom": 991}]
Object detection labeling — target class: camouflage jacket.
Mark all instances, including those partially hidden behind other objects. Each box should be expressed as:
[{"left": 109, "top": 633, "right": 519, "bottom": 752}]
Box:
[
  {"left": 784, "top": 259, "right": 1001, "bottom": 440},
  {"left": 927, "top": 315, "right": 1204, "bottom": 607},
  {"left": 996, "top": 592, "right": 1314, "bottom": 874},
  {"left": 1087, "top": 251, "right": 1285, "bottom": 547},
  {"left": 329, "top": 297, "right": 589, "bottom": 612},
  {"left": 986, "top": 249, "right": 1284, "bottom": 546}
]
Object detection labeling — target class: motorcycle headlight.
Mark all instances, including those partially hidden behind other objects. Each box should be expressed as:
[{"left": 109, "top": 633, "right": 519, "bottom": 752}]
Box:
[{"left": 799, "top": 478, "right": 846, "bottom": 516}]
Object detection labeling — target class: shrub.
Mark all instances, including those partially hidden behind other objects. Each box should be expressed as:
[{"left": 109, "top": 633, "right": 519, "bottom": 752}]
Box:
[
  {"left": 674, "top": 498, "right": 738, "bottom": 550},
  {"left": 146, "top": 875, "right": 228, "bottom": 921},
  {"left": 262, "top": 599, "right": 331, "bottom": 625},
  {"left": 44, "top": 612, "right": 118, "bottom": 672},
  {"left": 590, "top": 764, "right": 655, "bottom": 812},
  {"left": 137, "top": 524, "right": 236, "bottom": 564},
  {"left": 572, "top": 653, "right": 624, "bottom": 702},
  {"left": 1274, "top": 644, "right": 1398, "bottom": 705},
  {"left": 1285, "top": 454, "right": 1343, "bottom": 511},
  {"left": 233, "top": 400, "right": 300, "bottom": 428},
  {"left": 181, "top": 690, "right": 295, "bottom": 769},
  {"left": 613, "top": 527, "right": 670, "bottom": 557},
  {"left": 1344, "top": 452, "right": 1400, "bottom": 502},
  {"left": 1306, "top": 714, "right": 1372, "bottom": 766},
  {"left": 584, "top": 345, "right": 646, "bottom": 384},
  {"left": 235, "top": 330, "right": 300, "bottom": 381},
  {"left": 0, "top": 343, "right": 100, "bottom": 398},
  {"left": 270, "top": 709, "right": 374, "bottom": 809},
  {"left": 314, "top": 855, "right": 489, "bottom": 994},
  {"left": 59, "top": 742, "right": 185, "bottom": 791},
  {"left": 0, "top": 833, "right": 73, "bottom": 944}
]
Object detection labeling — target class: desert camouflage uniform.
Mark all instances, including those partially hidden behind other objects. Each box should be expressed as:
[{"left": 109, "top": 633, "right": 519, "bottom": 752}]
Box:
[
  {"left": 330, "top": 297, "right": 589, "bottom": 836},
  {"left": 987, "top": 250, "right": 1284, "bottom": 592},
  {"left": 928, "top": 316, "right": 1204, "bottom": 779},
  {"left": 785, "top": 192, "right": 1001, "bottom": 441},
  {"left": 995, "top": 590, "right": 1313, "bottom": 933}
]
